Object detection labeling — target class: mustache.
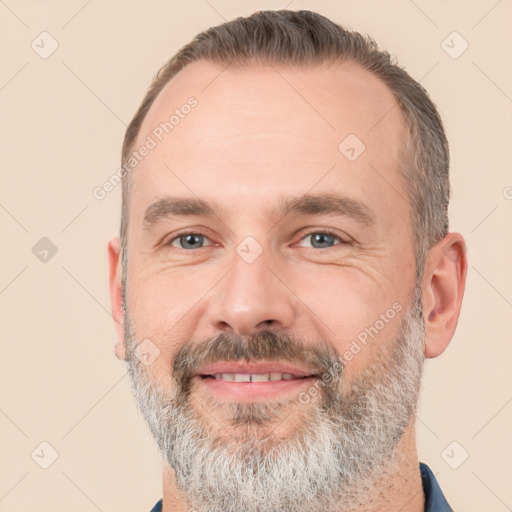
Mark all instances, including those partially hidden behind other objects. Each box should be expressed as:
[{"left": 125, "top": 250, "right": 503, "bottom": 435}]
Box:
[{"left": 171, "top": 330, "right": 344, "bottom": 388}]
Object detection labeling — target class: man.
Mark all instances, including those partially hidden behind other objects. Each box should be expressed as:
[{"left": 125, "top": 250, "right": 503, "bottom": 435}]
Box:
[{"left": 108, "top": 9, "right": 467, "bottom": 512}]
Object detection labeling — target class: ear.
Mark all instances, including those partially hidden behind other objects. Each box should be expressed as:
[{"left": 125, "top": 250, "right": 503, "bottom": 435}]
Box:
[
  {"left": 421, "top": 232, "right": 467, "bottom": 358},
  {"left": 108, "top": 236, "right": 126, "bottom": 360}
]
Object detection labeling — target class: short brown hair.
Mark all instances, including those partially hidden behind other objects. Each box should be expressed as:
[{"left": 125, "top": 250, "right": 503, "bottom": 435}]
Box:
[{"left": 120, "top": 9, "right": 449, "bottom": 281}]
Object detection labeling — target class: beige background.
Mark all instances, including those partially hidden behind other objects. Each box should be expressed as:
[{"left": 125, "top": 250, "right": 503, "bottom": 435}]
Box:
[{"left": 1, "top": 1, "right": 511, "bottom": 511}]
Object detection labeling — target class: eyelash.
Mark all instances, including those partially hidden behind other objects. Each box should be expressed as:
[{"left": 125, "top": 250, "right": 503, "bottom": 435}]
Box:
[
  {"left": 298, "top": 229, "right": 349, "bottom": 248},
  {"left": 164, "top": 229, "right": 349, "bottom": 250}
]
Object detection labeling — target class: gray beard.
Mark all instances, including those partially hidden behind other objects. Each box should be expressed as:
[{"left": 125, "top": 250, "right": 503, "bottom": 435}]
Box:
[{"left": 124, "top": 291, "right": 425, "bottom": 512}]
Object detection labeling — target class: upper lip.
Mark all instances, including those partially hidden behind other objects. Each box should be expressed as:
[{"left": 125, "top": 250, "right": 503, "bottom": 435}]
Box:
[{"left": 194, "top": 362, "right": 315, "bottom": 378}]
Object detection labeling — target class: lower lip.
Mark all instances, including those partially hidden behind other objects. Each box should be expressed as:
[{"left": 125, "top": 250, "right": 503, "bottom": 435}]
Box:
[{"left": 195, "top": 375, "right": 317, "bottom": 402}]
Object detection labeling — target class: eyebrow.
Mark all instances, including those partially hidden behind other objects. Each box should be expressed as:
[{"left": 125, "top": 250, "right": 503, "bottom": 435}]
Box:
[
  {"left": 277, "top": 193, "right": 375, "bottom": 226},
  {"left": 142, "top": 193, "right": 375, "bottom": 229}
]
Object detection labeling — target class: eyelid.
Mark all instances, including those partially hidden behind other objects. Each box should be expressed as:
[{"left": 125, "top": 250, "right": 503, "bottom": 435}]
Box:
[
  {"left": 164, "top": 229, "right": 216, "bottom": 249},
  {"left": 295, "top": 228, "right": 351, "bottom": 248}
]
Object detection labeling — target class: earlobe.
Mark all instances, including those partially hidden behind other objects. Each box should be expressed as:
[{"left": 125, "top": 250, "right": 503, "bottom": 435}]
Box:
[
  {"left": 421, "top": 233, "right": 467, "bottom": 358},
  {"left": 108, "top": 236, "right": 126, "bottom": 360}
]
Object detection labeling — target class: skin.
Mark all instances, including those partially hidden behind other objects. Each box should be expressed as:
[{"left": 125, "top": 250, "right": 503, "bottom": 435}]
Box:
[{"left": 108, "top": 60, "right": 467, "bottom": 511}]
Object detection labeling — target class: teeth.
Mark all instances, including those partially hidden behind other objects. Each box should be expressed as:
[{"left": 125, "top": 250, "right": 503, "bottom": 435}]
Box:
[
  {"left": 234, "top": 373, "right": 251, "bottom": 382},
  {"left": 212, "top": 372, "right": 301, "bottom": 382},
  {"left": 250, "top": 373, "right": 270, "bottom": 382}
]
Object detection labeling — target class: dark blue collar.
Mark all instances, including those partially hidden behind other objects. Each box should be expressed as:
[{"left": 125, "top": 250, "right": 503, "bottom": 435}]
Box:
[
  {"left": 149, "top": 462, "right": 452, "bottom": 511},
  {"left": 420, "top": 462, "right": 453, "bottom": 511},
  {"left": 149, "top": 498, "right": 162, "bottom": 512}
]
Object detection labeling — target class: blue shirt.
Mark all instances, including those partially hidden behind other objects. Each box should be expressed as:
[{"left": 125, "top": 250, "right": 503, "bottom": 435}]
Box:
[{"left": 149, "top": 462, "right": 452, "bottom": 511}]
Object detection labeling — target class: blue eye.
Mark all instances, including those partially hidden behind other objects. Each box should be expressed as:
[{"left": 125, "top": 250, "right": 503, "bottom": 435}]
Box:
[
  {"left": 299, "top": 231, "right": 345, "bottom": 249},
  {"left": 165, "top": 230, "right": 347, "bottom": 251},
  {"left": 169, "top": 233, "right": 212, "bottom": 250}
]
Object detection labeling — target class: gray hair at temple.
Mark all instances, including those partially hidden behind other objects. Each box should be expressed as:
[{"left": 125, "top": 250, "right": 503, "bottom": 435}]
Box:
[{"left": 119, "top": 9, "right": 449, "bottom": 299}]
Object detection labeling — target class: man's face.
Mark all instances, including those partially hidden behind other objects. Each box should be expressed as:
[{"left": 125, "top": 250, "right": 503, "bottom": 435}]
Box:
[{"left": 121, "top": 60, "right": 423, "bottom": 510}]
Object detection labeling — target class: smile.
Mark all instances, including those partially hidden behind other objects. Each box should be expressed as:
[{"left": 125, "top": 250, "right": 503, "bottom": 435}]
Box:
[
  {"left": 205, "top": 372, "right": 306, "bottom": 382},
  {"left": 193, "top": 362, "right": 317, "bottom": 401}
]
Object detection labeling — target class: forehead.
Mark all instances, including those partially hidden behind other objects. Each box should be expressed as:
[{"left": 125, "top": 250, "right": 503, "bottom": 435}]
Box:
[{"left": 130, "top": 59, "right": 407, "bottom": 224}]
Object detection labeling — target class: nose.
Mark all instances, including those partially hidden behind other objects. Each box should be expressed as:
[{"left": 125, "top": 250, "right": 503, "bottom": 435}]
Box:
[{"left": 208, "top": 250, "right": 296, "bottom": 336}]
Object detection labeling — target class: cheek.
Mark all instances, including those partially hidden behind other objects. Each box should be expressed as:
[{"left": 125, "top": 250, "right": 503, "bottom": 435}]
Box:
[
  {"left": 128, "top": 263, "right": 207, "bottom": 327},
  {"left": 126, "top": 265, "right": 220, "bottom": 368},
  {"left": 297, "top": 266, "right": 405, "bottom": 374}
]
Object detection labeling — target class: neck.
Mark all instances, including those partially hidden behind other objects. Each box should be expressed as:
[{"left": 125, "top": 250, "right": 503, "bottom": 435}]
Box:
[
  {"left": 161, "top": 421, "right": 424, "bottom": 512},
  {"left": 352, "top": 423, "right": 425, "bottom": 511}
]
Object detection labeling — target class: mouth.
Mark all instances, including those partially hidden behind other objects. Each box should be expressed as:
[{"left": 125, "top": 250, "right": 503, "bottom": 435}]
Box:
[{"left": 193, "top": 362, "right": 318, "bottom": 402}]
